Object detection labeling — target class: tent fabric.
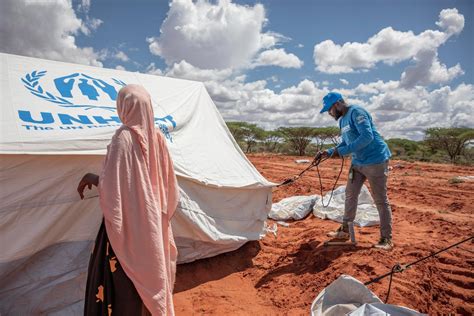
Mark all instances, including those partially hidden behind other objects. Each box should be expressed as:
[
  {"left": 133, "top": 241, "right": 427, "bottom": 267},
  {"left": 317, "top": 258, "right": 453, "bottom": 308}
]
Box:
[
  {"left": 313, "top": 185, "right": 380, "bottom": 227},
  {"left": 311, "top": 275, "right": 424, "bottom": 316},
  {"left": 0, "top": 53, "right": 273, "bottom": 314},
  {"left": 269, "top": 195, "right": 320, "bottom": 221}
]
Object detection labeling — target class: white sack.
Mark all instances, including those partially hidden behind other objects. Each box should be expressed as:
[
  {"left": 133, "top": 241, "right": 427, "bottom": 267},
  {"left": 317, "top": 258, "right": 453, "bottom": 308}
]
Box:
[
  {"left": 313, "top": 185, "right": 380, "bottom": 227},
  {"left": 269, "top": 195, "right": 320, "bottom": 220},
  {"left": 311, "top": 275, "right": 424, "bottom": 316}
]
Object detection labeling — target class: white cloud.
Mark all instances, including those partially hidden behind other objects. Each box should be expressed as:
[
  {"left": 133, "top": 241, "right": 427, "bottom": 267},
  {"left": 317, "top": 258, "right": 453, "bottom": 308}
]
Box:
[
  {"left": 145, "top": 62, "right": 164, "bottom": 76},
  {"left": 115, "top": 65, "right": 126, "bottom": 71},
  {"left": 364, "top": 83, "right": 474, "bottom": 139},
  {"left": 149, "top": 0, "right": 294, "bottom": 71},
  {"left": 253, "top": 48, "right": 303, "bottom": 68},
  {"left": 400, "top": 49, "right": 463, "bottom": 88},
  {"left": 260, "top": 32, "right": 290, "bottom": 49},
  {"left": 436, "top": 8, "right": 464, "bottom": 35},
  {"left": 151, "top": 5, "right": 472, "bottom": 139},
  {"left": 0, "top": 0, "right": 103, "bottom": 66},
  {"left": 268, "top": 76, "right": 278, "bottom": 83},
  {"left": 281, "top": 79, "right": 318, "bottom": 95},
  {"left": 77, "top": 0, "right": 91, "bottom": 13},
  {"left": 81, "top": 17, "right": 103, "bottom": 35},
  {"left": 313, "top": 8, "right": 464, "bottom": 76},
  {"left": 166, "top": 60, "right": 233, "bottom": 82},
  {"left": 170, "top": 71, "right": 336, "bottom": 128},
  {"left": 148, "top": 0, "right": 267, "bottom": 69},
  {"left": 161, "top": 57, "right": 473, "bottom": 138},
  {"left": 353, "top": 80, "right": 399, "bottom": 95},
  {"left": 114, "top": 51, "right": 130, "bottom": 62}
]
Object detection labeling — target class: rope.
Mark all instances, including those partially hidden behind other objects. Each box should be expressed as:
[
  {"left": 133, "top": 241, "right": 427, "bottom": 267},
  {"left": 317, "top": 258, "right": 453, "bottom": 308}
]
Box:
[
  {"left": 364, "top": 235, "right": 473, "bottom": 303},
  {"left": 276, "top": 155, "right": 328, "bottom": 187},
  {"left": 317, "top": 155, "right": 344, "bottom": 207},
  {"left": 276, "top": 152, "right": 345, "bottom": 207}
]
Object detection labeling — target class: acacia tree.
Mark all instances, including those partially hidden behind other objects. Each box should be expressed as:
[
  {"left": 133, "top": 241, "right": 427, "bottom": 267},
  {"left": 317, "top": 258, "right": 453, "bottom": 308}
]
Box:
[
  {"left": 278, "top": 127, "right": 315, "bottom": 156},
  {"left": 226, "top": 121, "right": 246, "bottom": 143},
  {"left": 313, "top": 127, "right": 340, "bottom": 151},
  {"left": 425, "top": 127, "right": 474, "bottom": 163},
  {"left": 225, "top": 121, "right": 265, "bottom": 153},
  {"left": 386, "top": 138, "right": 420, "bottom": 157},
  {"left": 262, "top": 130, "right": 283, "bottom": 153}
]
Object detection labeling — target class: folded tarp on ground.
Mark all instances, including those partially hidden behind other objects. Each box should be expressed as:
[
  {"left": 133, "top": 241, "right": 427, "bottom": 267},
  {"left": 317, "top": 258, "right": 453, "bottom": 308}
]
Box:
[
  {"left": 313, "top": 185, "right": 380, "bottom": 227},
  {"left": 269, "top": 195, "right": 320, "bottom": 220},
  {"left": 269, "top": 185, "right": 380, "bottom": 226},
  {"left": 311, "top": 275, "right": 424, "bottom": 316}
]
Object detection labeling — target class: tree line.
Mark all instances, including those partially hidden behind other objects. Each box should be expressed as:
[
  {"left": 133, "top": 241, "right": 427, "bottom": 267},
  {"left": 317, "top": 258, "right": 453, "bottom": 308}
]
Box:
[{"left": 225, "top": 122, "right": 474, "bottom": 165}]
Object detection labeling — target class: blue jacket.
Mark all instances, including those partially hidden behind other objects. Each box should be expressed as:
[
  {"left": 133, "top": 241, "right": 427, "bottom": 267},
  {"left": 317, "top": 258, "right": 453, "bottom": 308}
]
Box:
[{"left": 327, "top": 105, "right": 391, "bottom": 166}]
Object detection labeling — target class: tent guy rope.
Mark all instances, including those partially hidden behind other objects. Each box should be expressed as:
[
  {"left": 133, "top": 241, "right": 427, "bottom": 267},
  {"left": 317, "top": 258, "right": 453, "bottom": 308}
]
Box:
[
  {"left": 276, "top": 153, "right": 345, "bottom": 207},
  {"left": 364, "top": 235, "right": 474, "bottom": 303}
]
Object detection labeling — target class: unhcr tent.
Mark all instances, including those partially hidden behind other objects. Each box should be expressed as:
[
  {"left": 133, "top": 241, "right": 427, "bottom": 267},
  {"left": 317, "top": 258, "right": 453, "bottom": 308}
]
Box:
[{"left": 0, "top": 53, "right": 273, "bottom": 314}]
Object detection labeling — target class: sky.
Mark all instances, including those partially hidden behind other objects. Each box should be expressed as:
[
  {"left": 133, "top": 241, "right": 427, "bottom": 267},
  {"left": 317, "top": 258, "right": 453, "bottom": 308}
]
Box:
[{"left": 1, "top": 0, "right": 473, "bottom": 140}]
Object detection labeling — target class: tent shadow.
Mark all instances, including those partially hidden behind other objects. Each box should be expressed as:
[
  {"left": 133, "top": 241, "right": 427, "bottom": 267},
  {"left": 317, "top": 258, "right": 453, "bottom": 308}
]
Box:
[
  {"left": 174, "top": 241, "right": 261, "bottom": 293},
  {"left": 254, "top": 241, "right": 363, "bottom": 289}
]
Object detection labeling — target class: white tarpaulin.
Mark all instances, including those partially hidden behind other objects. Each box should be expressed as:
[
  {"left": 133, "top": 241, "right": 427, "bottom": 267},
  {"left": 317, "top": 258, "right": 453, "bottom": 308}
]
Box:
[
  {"left": 269, "top": 195, "right": 320, "bottom": 221},
  {"left": 0, "top": 53, "right": 274, "bottom": 314},
  {"left": 311, "top": 275, "right": 424, "bottom": 316},
  {"left": 313, "top": 185, "right": 380, "bottom": 227}
]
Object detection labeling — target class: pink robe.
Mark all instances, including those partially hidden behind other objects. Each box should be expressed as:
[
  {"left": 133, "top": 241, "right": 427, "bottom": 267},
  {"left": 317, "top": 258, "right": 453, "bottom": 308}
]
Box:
[{"left": 98, "top": 84, "right": 178, "bottom": 315}]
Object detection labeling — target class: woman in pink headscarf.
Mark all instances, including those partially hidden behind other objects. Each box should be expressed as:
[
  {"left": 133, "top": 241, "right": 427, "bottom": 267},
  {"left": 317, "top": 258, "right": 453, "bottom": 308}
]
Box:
[{"left": 77, "top": 84, "right": 179, "bottom": 315}]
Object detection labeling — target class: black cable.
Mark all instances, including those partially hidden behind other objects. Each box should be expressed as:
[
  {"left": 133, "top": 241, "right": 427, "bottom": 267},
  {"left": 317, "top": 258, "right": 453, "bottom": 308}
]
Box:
[
  {"left": 276, "top": 155, "right": 326, "bottom": 187},
  {"left": 385, "top": 264, "right": 399, "bottom": 303},
  {"left": 404, "top": 236, "right": 473, "bottom": 269},
  {"left": 364, "top": 236, "right": 473, "bottom": 303},
  {"left": 276, "top": 154, "right": 344, "bottom": 193},
  {"left": 317, "top": 155, "right": 344, "bottom": 207}
]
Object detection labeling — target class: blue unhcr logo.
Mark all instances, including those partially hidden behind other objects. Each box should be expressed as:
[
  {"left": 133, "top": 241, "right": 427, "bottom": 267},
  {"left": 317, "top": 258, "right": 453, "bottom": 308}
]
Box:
[
  {"left": 20, "top": 71, "right": 177, "bottom": 142},
  {"left": 22, "top": 71, "right": 126, "bottom": 111}
]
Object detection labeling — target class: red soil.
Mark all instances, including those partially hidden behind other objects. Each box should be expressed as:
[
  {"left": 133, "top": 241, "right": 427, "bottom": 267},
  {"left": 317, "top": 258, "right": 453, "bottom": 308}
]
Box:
[{"left": 174, "top": 154, "right": 474, "bottom": 315}]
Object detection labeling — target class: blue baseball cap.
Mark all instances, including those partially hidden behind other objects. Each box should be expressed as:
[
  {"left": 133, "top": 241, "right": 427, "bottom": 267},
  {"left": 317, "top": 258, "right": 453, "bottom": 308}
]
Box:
[{"left": 320, "top": 92, "right": 343, "bottom": 113}]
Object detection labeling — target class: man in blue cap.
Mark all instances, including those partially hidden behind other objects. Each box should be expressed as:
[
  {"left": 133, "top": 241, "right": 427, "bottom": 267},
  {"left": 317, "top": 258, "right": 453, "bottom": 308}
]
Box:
[{"left": 317, "top": 92, "right": 393, "bottom": 250}]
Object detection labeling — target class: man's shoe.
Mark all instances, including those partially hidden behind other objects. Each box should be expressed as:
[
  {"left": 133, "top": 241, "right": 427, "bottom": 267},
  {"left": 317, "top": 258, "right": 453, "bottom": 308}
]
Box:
[
  {"left": 327, "top": 225, "right": 350, "bottom": 240},
  {"left": 374, "top": 238, "right": 393, "bottom": 250}
]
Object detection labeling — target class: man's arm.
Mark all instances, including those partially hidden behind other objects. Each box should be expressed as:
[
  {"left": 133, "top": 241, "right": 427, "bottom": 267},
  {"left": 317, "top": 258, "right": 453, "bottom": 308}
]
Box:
[
  {"left": 326, "top": 138, "right": 346, "bottom": 157},
  {"left": 337, "top": 109, "right": 374, "bottom": 156}
]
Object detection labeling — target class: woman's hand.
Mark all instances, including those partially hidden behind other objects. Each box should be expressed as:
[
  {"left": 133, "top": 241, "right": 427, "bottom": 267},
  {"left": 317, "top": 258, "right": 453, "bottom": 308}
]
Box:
[{"left": 77, "top": 173, "right": 99, "bottom": 199}]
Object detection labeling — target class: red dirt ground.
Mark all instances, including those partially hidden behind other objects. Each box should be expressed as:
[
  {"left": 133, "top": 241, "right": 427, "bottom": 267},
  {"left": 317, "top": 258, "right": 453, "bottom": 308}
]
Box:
[{"left": 173, "top": 154, "right": 474, "bottom": 315}]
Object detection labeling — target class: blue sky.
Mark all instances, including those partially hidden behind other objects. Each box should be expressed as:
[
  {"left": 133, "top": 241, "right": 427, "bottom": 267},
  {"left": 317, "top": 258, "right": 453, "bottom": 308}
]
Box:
[
  {"left": 1, "top": 0, "right": 473, "bottom": 139},
  {"left": 75, "top": 0, "right": 473, "bottom": 89}
]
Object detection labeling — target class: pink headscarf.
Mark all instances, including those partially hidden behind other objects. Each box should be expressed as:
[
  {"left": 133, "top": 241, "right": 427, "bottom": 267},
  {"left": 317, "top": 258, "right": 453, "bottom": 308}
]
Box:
[{"left": 99, "top": 84, "right": 179, "bottom": 315}]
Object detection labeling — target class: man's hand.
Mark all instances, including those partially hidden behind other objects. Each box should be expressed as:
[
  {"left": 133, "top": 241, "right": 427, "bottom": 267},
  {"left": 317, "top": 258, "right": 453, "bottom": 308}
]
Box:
[
  {"left": 313, "top": 149, "right": 340, "bottom": 164},
  {"left": 314, "top": 150, "right": 329, "bottom": 160},
  {"left": 313, "top": 151, "right": 326, "bottom": 165},
  {"left": 77, "top": 173, "right": 99, "bottom": 199}
]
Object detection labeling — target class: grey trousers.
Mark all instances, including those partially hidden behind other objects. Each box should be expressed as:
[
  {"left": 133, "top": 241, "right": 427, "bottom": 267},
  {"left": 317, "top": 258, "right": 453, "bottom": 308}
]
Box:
[{"left": 344, "top": 161, "right": 392, "bottom": 239}]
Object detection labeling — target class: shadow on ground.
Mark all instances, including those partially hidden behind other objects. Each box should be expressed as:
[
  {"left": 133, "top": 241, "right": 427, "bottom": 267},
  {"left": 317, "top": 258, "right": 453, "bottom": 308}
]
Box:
[
  {"left": 255, "top": 241, "right": 364, "bottom": 288},
  {"left": 174, "top": 241, "right": 261, "bottom": 293}
]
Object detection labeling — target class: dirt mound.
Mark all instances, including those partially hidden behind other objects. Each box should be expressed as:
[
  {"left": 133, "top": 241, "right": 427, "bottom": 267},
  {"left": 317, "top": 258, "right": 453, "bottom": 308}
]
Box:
[{"left": 174, "top": 154, "right": 474, "bottom": 315}]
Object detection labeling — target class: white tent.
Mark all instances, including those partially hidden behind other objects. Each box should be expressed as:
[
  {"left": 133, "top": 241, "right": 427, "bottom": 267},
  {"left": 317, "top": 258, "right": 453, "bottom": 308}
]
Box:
[{"left": 0, "top": 53, "right": 273, "bottom": 314}]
